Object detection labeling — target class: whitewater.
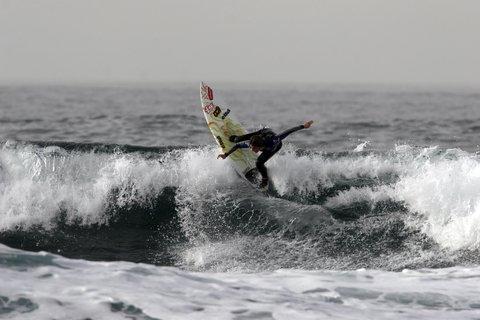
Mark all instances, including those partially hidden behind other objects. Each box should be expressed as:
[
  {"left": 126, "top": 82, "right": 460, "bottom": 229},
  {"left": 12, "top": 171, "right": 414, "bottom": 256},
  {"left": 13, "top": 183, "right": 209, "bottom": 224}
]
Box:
[{"left": 1, "top": 84, "right": 480, "bottom": 319}]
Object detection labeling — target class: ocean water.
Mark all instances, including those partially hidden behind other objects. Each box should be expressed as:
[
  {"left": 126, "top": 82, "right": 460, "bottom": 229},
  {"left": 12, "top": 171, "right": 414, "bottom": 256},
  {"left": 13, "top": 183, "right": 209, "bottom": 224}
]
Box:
[{"left": 1, "top": 83, "right": 480, "bottom": 319}]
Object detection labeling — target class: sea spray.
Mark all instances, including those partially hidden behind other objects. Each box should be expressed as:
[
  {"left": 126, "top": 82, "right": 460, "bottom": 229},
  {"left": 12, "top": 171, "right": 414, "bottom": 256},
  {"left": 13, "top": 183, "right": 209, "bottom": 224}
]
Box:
[
  {"left": 393, "top": 147, "right": 480, "bottom": 250},
  {"left": 1, "top": 140, "right": 480, "bottom": 270},
  {"left": 0, "top": 141, "right": 174, "bottom": 229}
]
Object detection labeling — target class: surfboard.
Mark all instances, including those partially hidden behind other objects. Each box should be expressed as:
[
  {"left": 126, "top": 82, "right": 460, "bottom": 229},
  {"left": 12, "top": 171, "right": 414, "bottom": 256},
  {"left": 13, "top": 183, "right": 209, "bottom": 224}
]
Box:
[{"left": 200, "top": 82, "right": 261, "bottom": 185}]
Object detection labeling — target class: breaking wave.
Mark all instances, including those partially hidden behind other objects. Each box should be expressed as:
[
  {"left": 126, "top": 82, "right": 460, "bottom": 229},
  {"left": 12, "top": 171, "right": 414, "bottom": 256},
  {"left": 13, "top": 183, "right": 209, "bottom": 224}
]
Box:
[{"left": 1, "top": 140, "right": 479, "bottom": 271}]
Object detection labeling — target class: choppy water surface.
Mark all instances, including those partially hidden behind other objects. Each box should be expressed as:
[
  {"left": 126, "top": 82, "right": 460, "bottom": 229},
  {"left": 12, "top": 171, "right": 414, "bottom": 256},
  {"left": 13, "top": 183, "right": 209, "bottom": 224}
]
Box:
[{"left": 1, "top": 83, "right": 480, "bottom": 319}]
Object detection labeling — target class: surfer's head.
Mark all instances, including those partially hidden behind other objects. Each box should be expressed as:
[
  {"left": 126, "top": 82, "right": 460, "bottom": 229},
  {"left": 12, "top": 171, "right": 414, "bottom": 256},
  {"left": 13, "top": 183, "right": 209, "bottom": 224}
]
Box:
[{"left": 250, "top": 135, "right": 265, "bottom": 153}]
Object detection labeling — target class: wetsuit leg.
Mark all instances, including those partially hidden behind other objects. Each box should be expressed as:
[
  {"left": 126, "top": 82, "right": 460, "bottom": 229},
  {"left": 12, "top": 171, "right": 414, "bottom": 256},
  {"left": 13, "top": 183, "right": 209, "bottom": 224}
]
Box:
[{"left": 256, "top": 141, "right": 282, "bottom": 180}]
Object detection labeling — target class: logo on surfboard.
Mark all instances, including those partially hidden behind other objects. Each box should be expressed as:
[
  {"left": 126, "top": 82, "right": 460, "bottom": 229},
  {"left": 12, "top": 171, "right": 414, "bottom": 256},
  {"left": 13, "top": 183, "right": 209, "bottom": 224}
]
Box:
[
  {"left": 201, "top": 84, "right": 214, "bottom": 101},
  {"left": 213, "top": 106, "right": 222, "bottom": 117},
  {"left": 203, "top": 103, "right": 215, "bottom": 114},
  {"left": 216, "top": 136, "right": 226, "bottom": 149},
  {"left": 221, "top": 108, "right": 231, "bottom": 119}
]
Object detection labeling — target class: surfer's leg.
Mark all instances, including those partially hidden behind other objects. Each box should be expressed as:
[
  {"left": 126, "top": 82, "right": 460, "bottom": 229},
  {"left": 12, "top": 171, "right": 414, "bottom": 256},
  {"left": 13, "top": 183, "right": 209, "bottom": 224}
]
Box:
[
  {"left": 256, "top": 152, "right": 274, "bottom": 188},
  {"left": 256, "top": 142, "right": 282, "bottom": 182}
]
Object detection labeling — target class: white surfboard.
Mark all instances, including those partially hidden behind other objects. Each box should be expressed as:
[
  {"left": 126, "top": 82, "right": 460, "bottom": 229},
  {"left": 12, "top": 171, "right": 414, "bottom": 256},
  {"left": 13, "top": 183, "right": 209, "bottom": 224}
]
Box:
[{"left": 200, "top": 82, "right": 260, "bottom": 185}]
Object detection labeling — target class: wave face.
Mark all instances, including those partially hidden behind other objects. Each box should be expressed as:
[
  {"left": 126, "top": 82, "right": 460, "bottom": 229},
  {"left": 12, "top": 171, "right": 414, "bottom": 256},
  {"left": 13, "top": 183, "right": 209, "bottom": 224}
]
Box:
[{"left": 1, "top": 140, "right": 480, "bottom": 271}]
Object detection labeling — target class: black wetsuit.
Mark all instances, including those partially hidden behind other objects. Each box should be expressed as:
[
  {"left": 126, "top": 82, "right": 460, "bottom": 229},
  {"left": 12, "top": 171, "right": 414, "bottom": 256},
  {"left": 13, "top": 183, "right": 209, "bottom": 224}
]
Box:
[{"left": 224, "top": 125, "right": 306, "bottom": 184}]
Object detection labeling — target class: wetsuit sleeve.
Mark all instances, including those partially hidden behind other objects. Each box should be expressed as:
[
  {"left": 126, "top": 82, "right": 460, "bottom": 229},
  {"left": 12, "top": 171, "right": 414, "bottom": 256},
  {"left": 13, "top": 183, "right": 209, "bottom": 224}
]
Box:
[
  {"left": 231, "top": 129, "right": 263, "bottom": 142},
  {"left": 224, "top": 143, "right": 249, "bottom": 157},
  {"left": 277, "top": 125, "right": 305, "bottom": 140}
]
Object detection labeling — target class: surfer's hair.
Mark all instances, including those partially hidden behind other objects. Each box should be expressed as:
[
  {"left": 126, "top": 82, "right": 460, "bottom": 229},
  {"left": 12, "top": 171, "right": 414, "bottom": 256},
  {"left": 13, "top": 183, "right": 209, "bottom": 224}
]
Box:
[{"left": 250, "top": 135, "right": 265, "bottom": 147}]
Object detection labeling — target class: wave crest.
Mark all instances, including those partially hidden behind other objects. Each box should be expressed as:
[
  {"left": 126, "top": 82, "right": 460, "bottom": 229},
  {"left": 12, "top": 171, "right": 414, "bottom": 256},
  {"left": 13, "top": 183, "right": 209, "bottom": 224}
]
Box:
[{"left": 1, "top": 140, "right": 480, "bottom": 270}]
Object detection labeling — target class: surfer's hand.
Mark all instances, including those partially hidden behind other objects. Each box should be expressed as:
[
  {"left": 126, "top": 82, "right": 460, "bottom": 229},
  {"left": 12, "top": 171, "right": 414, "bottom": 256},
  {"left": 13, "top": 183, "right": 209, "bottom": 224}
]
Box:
[
  {"left": 303, "top": 120, "right": 314, "bottom": 129},
  {"left": 217, "top": 154, "right": 227, "bottom": 159}
]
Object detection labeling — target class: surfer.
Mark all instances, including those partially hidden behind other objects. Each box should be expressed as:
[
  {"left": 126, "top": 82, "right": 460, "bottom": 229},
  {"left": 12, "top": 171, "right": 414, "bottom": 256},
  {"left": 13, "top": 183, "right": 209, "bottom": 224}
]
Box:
[{"left": 217, "top": 120, "right": 314, "bottom": 188}]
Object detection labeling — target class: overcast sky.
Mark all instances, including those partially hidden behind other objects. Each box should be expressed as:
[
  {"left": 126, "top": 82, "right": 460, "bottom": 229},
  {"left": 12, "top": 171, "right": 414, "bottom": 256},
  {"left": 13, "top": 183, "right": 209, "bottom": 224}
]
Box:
[{"left": 1, "top": 0, "right": 479, "bottom": 86}]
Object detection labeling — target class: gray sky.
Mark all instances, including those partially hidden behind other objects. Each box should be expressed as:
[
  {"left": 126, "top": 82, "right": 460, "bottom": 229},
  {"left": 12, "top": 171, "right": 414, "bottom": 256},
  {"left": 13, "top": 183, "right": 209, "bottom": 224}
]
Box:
[{"left": 1, "top": 0, "right": 479, "bottom": 86}]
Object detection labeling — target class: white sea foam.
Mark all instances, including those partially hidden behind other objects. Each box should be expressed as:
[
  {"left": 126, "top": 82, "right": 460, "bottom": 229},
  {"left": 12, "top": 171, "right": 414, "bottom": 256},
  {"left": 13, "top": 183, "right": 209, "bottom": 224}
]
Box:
[
  {"left": 269, "top": 144, "right": 480, "bottom": 251},
  {"left": 353, "top": 140, "right": 370, "bottom": 152},
  {"left": 269, "top": 145, "right": 397, "bottom": 196},
  {"left": 2, "top": 141, "right": 480, "bottom": 253},
  {"left": 393, "top": 147, "right": 480, "bottom": 249},
  {"left": 323, "top": 185, "right": 392, "bottom": 209},
  {"left": 0, "top": 244, "right": 479, "bottom": 320},
  {"left": 0, "top": 142, "right": 175, "bottom": 229}
]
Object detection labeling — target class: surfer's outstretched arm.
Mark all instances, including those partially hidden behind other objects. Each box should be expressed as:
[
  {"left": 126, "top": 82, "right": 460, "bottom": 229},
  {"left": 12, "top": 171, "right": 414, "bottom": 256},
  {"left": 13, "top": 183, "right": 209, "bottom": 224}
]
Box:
[
  {"left": 277, "top": 120, "right": 314, "bottom": 140},
  {"left": 217, "top": 143, "right": 249, "bottom": 159},
  {"left": 229, "top": 129, "right": 263, "bottom": 143}
]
